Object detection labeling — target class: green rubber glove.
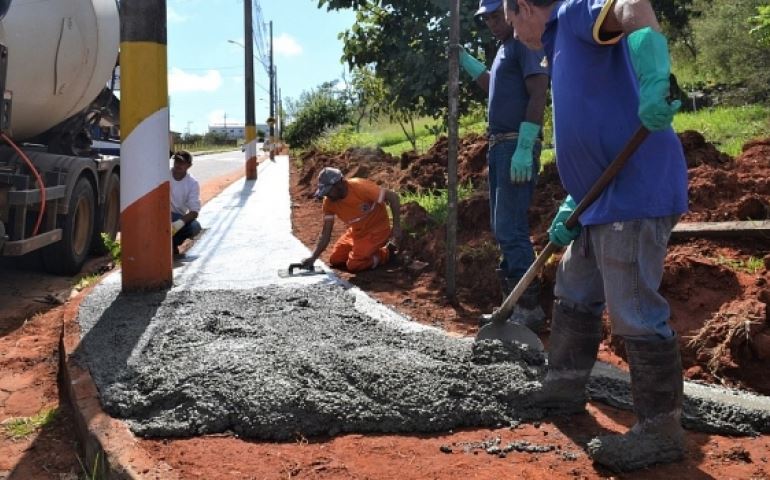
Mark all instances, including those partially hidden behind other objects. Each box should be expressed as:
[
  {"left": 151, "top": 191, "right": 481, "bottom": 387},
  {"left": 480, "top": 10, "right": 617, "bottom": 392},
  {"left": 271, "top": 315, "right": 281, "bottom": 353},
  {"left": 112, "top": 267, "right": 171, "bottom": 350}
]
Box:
[
  {"left": 510, "top": 121, "right": 540, "bottom": 184},
  {"left": 548, "top": 196, "right": 581, "bottom": 247},
  {"left": 627, "top": 27, "right": 682, "bottom": 131},
  {"left": 458, "top": 46, "right": 486, "bottom": 81}
]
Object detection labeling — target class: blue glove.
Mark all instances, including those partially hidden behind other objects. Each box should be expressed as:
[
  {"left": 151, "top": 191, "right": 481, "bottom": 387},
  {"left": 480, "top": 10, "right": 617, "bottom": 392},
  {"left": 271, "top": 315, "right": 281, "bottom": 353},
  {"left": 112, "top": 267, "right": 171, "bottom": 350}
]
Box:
[
  {"left": 458, "top": 46, "right": 486, "bottom": 81},
  {"left": 510, "top": 122, "right": 540, "bottom": 184},
  {"left": 548, "top": 196, "right": 581, "bottom": 247},
  {"left": 627, "top": 27, "right": 682, "bottom": 131}
]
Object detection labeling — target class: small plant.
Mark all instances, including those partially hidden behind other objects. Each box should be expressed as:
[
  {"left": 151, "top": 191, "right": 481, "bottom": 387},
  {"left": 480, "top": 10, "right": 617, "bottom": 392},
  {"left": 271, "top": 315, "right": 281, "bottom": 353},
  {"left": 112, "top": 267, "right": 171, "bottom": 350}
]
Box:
[
  {"left": 713, "top": 255, "right": 764, "bottom": 274},
  {"left": 400, "top": 183, "right": 475, "bottom": 225},
  {"left": 74, "top": 273, "right": 100, "bottom": 291},
  {"left": 1, "top": 408, "right": 57, "bottom": 439},
  {"left": 100, "top": 232, "right": 121, "bottom": 264},
  {"left": 77, "top": 452, "right": 103, "bottom": 480}
]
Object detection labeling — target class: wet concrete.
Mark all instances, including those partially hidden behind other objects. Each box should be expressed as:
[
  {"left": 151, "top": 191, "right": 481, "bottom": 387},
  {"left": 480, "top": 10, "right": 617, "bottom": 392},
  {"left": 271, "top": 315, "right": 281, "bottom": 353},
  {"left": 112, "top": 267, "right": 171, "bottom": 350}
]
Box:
[
  {"left": 76, "top": 283, "right": 545, "bottom": 440},
  {"left": 76, "top": 279, "right": 770, "bottom": 440}
]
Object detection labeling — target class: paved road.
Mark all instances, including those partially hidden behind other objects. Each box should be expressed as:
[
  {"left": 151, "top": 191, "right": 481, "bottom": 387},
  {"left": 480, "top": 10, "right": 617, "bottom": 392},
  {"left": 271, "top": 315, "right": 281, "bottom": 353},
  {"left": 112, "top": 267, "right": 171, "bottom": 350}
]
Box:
[{"left": 183, "top": 145, "right": 264, "bottom": 183}]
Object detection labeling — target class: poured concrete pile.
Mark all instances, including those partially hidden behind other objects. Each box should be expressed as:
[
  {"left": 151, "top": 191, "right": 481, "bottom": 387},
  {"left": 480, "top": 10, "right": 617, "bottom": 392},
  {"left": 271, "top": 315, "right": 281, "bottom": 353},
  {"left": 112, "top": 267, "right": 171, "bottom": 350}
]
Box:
[
  {"left": 77, "top": 283, "right": 546, "bottom": 440},
  {"left": 77, "top": 280, "right": 770, "bottom": 441}
]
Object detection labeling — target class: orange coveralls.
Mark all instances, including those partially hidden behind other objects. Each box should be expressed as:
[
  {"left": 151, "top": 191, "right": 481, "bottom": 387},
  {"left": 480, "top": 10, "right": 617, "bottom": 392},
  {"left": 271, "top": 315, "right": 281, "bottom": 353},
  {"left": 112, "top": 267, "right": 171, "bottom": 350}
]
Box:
[{"left": 323, "top": 178, "right": 391, "bottom": 272}]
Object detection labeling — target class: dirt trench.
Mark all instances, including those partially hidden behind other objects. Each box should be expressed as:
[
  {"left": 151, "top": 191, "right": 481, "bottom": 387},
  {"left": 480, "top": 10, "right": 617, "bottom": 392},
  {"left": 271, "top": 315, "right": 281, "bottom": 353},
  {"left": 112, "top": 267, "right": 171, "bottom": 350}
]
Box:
[{"left": 291, "top": 131, "right": 770, "bottom": 396}]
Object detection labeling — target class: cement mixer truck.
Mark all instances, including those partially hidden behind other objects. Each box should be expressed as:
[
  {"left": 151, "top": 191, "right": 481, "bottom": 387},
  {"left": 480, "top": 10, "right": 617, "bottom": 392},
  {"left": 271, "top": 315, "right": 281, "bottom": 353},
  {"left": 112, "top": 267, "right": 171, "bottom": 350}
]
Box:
[{"left": 0, "top": 0, "right": 122, "bottom": 275}]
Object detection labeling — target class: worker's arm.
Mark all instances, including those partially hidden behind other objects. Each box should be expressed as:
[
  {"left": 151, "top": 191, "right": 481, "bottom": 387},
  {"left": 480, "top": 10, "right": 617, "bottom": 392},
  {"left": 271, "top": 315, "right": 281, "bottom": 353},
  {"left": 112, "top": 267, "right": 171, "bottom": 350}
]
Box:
[
  {"left": 301, "top": 216, "right": 335, "bottom": 268},
  {"left": 603, "top": 0, "right": 680, "bottom": 131},
  {"left": 602, "top": 0, "right": 661, "bottom": 35},
  {"left": 383, "top": 190, "right": 402, "bottom": 245},
  {"left": 181, "top": 211, "right": 198, "bottom": 224},
  {"left": 510, "top": 73, "right": 549, "bottom": 184},
  {"left": 459, "top": 47, "right": 490, "bottom": 95}
]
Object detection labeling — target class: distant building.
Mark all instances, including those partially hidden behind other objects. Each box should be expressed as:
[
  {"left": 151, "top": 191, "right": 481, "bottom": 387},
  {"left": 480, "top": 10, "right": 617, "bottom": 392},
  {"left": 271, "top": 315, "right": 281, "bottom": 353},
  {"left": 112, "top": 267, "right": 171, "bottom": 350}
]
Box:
[{"left": 208, "top": 123, "right": 268, "bottom": 140}]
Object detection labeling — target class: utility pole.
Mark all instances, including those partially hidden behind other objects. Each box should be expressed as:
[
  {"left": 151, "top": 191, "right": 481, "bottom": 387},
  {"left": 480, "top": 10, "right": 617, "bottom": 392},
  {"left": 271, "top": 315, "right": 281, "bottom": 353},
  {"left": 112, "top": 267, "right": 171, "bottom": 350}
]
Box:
[
  {"left": 243, "top": 0, "right": 258, "bottom": 179},
  {"left": 446, "top": 0, "right": 460, "bottom": 299},
  {"left": 278, "top": 87, "right": 283, "bottom": 141},
  {"left": 120, "top": 0, "right": 173, "bottom": 291},
  {"left": 268, "top": 20, "right": 275, "bottom": 160}
]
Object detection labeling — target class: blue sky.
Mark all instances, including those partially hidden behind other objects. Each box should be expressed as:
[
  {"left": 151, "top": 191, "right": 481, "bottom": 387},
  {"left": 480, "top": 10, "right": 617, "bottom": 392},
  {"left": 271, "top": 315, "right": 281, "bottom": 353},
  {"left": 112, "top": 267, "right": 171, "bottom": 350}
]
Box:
[{"left": 167, "top": 0, "right": 355, "bottom": 134}]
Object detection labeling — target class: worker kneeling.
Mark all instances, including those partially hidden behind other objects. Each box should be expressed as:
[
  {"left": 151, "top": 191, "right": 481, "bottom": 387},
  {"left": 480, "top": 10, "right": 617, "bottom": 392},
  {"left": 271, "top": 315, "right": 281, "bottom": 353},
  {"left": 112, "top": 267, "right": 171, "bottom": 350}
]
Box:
[{"left": 301, "top": 167, "right": 401, "bottom": 272}]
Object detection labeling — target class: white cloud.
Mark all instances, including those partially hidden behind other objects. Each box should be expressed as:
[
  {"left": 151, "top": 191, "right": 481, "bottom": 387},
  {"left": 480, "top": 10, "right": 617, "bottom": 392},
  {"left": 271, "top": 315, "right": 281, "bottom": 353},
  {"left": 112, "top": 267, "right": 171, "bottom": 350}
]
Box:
[
  {"left": 168, "top": 6, "right": 187, "bottom": 23},
  {"left": 168, "top": 67, "right": 223, "bottom": 93},
  {"left": 274, "top": 33, "right": 302, "bottom": 57}
]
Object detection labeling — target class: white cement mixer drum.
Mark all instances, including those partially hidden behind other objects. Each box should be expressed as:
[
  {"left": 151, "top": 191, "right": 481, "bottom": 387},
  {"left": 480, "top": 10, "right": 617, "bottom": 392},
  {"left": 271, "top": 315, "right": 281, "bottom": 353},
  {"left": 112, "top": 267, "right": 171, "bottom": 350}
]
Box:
[{"left": 0, "top": 0, "right": 119, "bottom": 140}]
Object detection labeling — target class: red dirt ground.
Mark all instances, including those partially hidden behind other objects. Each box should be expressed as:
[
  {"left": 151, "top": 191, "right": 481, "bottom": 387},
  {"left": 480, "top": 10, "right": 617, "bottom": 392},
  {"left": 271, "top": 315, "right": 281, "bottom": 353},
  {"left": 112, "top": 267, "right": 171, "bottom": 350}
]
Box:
[
  {"left": 0, "top": 168, "right": 245, "bottom": 479},
  {"left": 2, "top": 140, "right": 770, "bottom": 479}
]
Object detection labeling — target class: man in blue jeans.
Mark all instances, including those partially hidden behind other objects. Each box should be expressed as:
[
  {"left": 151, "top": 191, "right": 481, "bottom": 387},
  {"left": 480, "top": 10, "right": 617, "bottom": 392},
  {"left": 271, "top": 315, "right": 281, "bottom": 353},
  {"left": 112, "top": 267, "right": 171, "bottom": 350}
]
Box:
[
  {"left": 504, "top": 0, "right": 688, "bottom": 471},
  {"left": 459, "top": 0, "right": 549, "bottom": 331},
  {"left": 170, "top": 150, "right": 202, "bottom": 259}
]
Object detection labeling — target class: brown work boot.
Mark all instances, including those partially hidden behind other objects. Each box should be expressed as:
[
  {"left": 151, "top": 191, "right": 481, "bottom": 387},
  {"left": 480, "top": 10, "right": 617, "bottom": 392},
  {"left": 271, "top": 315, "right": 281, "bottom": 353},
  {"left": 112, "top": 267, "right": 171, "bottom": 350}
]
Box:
[
  {"left": 587, "top": 335, "right": 685, "bottom": 472},
  {"left": 529, "top": 300, "right": 602, "bottom": 414}
]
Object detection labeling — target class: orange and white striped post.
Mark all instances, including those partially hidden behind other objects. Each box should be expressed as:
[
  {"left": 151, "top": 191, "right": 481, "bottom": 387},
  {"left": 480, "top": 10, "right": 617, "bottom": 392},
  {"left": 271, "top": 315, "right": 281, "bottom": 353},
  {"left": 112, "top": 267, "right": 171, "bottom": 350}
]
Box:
[
  {"left": 243, "top": 0, "right": 258, "bottom": 180},
  {"left": 120, "top": 0, "right": 173, "bottom": 291}
]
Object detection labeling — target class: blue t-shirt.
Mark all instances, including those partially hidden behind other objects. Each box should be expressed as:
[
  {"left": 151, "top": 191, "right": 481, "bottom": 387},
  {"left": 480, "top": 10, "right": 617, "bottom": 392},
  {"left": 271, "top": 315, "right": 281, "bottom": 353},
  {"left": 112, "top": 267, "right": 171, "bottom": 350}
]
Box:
[
  {"left": 488, "top": 38, "right": 549, "bottom": 135},
  {"left": 543, "top": 0, "right": 688, "bottom": 225}
]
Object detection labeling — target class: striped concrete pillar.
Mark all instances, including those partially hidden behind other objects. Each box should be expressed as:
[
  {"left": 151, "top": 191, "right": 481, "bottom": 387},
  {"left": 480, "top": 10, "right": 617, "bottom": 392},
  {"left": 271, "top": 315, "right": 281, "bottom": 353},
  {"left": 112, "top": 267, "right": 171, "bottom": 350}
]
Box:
[
  {"left": 245, "top": 125, "right": 258, "bottom": 179},
  {"left": 120, "top": 0, "right": 173, "bottom": 291}
]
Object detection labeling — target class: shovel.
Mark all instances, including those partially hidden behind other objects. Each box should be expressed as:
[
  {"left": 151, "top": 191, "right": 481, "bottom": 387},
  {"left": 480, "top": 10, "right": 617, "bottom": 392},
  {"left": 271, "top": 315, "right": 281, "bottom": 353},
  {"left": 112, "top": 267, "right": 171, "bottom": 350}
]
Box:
[{"left": 476, "top": 126, "right": 651, "bottom": 347}]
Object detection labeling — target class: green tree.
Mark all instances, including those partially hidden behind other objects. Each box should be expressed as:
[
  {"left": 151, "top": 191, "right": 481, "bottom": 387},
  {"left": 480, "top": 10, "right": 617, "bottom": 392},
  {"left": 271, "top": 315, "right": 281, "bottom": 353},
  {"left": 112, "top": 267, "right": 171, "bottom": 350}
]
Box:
[
  {"left": 342, "top": 66, "right": 388, "bottom": 132},
  {"left": 750, "top": 4, "right": 770, "bottom": 45},
  {"left": 284, "top": 81, "right": 351, "bottom": 148},
  {"left": 690, "top": 0, "right": 770, "bottom": 100}
]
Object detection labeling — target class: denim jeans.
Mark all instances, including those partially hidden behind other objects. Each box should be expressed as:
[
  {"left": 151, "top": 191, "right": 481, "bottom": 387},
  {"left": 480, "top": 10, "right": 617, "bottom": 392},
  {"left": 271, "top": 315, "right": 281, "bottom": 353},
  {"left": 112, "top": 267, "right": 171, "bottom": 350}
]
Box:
[
  {"left": 554, "top": 215, "right": 679, "bottom": 339},
  {"left": 171, "top": 212, "right": 202, "bottom": 247},
  {"left": 488, "top": 139, "right": 540, "bottom": 280}
]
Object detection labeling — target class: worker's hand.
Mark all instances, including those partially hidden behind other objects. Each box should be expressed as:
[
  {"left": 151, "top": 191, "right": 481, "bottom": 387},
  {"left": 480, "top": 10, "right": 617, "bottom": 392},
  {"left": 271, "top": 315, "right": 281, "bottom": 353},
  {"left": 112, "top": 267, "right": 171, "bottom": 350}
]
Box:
[
  {"left": 548, "top": 196, "right": 581, "bottom": 247},
  {"left": 171, "top": 219, "right": 185, "bottom": 235},
  {"left": 458, "top": 46, "right": 486, "bottom": 81},
  {"left": 627, "top": 27, "right": 682, "bottom": 131},
  {"left": 300, "top": 257, "right": 315, "bottom": 269},
  {"left": 510, "top": 122, "right": 540, "bottom": 184}
]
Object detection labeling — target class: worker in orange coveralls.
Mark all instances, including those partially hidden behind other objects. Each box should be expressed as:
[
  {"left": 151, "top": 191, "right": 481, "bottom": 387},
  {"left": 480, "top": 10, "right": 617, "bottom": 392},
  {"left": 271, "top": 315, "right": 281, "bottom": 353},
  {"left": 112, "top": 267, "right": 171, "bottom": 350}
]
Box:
[{"left": 301, "top": 167, "right": 402, "bottom": 272}]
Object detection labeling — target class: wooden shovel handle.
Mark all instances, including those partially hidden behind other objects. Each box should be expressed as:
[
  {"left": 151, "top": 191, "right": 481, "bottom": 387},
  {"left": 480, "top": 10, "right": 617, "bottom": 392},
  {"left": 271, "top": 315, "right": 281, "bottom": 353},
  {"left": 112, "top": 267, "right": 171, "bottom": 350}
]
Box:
[{"left": 490, "top": 126, "right": 650, "bottom": 324}]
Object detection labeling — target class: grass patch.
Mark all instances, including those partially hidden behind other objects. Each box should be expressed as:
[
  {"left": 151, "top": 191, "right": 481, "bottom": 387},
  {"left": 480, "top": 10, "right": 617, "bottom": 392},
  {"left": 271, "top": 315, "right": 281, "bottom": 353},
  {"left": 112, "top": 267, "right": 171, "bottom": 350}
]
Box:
[
  {"left": 1, "top": 408, "right": 58, "bottom": 439},
  {"left": 713, "top": 255, "right": 765, "bottom": 274},
  {"left": 673, "top": 105, "right": 770, "bottom": 157},
  {"left": 101, "top": 233, "right": 121, "bottom": 265},
  {"left": 74, "top": 273, "right": 101, "bottom": 292},
  {"left": 400, "top": 183, "right": 475, "bottom": 225}
]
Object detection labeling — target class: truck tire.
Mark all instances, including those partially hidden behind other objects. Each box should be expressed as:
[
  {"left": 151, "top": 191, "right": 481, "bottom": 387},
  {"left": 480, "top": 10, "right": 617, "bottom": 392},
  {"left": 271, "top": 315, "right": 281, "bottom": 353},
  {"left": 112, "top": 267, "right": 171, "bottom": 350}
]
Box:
[
  {"left": 91, "top": 172, "right": 120, "bottom": 254},
  {"left": 42, "top": 177, "right": 95, "bottom": 275}
]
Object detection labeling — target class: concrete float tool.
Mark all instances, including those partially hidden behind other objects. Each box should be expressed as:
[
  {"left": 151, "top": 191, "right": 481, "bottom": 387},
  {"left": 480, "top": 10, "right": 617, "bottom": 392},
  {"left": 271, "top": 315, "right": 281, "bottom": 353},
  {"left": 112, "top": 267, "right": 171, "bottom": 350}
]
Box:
[
  {"left": 278, "top": 263, "right": 326, "bottom": 278},
  {"left": 476, "top": 126, "right": 651, "bottom": 349}
]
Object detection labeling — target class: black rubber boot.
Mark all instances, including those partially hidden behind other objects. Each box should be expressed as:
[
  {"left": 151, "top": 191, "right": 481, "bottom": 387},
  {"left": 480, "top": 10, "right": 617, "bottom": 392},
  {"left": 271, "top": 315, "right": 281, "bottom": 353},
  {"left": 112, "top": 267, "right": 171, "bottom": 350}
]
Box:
[
  {"left": 531, "top": 300, "right": 602, "bottom": 413},
  {"left": 508, "top": 279, "right": 546, "bottom": 333},
  {"left": 588, "top": 335, "right": 685, "bottom": 472}
]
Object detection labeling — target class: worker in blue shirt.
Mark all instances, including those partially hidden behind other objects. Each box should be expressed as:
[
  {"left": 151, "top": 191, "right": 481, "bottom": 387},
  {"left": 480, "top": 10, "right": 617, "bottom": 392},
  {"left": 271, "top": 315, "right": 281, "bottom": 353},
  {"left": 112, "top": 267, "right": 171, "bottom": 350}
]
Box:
[
  {"left": 503, "top": 0, "right": 687, "bottom": 472},
  {"left": 458, "top": 0, "right": 550, "bottom": 333}
]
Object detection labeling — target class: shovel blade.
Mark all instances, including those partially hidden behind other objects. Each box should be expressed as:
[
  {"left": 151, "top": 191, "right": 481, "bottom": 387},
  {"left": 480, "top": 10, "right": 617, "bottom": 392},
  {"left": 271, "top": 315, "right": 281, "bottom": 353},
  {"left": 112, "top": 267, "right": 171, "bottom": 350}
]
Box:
[{"left": 476, "top": 321, "right": 545, "bottom": 352}]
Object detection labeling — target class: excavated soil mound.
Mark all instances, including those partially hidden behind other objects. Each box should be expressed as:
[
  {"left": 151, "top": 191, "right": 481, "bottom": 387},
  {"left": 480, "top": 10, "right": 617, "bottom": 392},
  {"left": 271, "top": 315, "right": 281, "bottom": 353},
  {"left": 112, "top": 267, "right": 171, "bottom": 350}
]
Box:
[{"left": 292, "top": 131, "right": 770, "bottom": 395}]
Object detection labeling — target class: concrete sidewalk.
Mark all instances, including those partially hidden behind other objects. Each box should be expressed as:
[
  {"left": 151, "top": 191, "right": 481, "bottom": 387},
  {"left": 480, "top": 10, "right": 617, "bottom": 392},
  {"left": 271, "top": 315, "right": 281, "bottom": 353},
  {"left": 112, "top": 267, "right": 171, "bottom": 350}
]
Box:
[{"left": 62, "top": 155, "right": 770, "bottom": 479}]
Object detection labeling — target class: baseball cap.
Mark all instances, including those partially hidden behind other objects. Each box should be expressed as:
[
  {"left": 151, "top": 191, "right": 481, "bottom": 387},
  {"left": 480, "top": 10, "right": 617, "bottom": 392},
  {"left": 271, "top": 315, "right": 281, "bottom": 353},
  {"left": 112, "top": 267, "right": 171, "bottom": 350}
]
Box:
[
  {"left": 475, "top": 0, "right": 503, "bottom": 17},
  {"left": 314, "top": 167, "right": 343, "bottom": 198}
]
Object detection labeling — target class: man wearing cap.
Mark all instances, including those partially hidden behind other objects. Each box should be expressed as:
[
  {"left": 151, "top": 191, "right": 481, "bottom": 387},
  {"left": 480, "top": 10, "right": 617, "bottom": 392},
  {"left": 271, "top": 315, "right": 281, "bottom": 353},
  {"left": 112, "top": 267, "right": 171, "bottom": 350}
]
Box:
[
  {"left": 459, "top": 0, "right": 550, "bottom": 331},
  {"left": 502, "top": 0, "right": 687, "bottom": 471},
  {"left": 301, "top": 167, "right": 401, "bottom": 272},
  {"left": 170, "top": 150, "right": 202, "bottom": 258}
]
